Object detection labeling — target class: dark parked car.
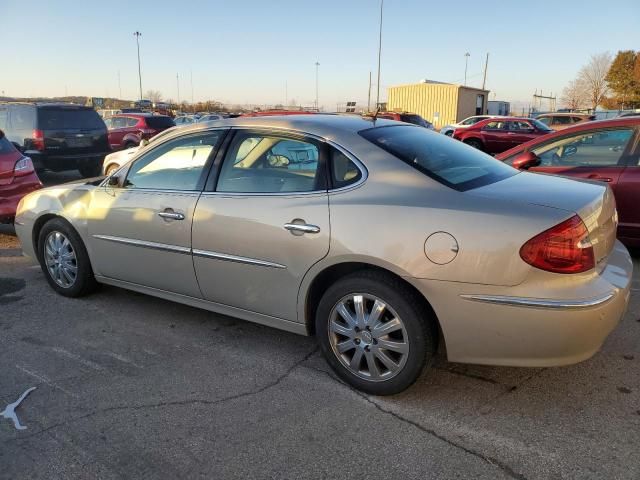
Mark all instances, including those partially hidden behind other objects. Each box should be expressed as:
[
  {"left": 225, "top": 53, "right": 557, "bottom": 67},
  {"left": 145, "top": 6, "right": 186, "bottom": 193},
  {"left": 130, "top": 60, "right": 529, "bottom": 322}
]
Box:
[
  {"left": 0, "top": 129, "right": 42, "bottom": 223},
  {"left": 453, "top": 117, "right": 552, "bottom": 154},
  {"left": 104, "top": 113, "right": 175, "bottom": 150},
  {"left": 0, "top": 102, "right": 110, "bottom": 177},
  {"left": 496, "top": 117, "right": 640, "bottom": 247}
]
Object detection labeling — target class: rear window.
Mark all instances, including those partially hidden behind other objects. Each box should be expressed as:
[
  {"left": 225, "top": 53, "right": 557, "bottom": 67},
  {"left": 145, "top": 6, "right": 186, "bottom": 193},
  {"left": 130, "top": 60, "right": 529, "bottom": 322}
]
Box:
[
  {"left": 38, "top": 108, "right": 105, "bottom": 130},
  {"left": 400, "top": 114, "right": 430, "bottom": 127},
  {"left": 531, "top": 119, "right": 553, "bottom": 132},
  {"left": 359, "top": 125, "right": 517, "bottom": 191},
  {"left": 145, "top": 116, "right": 175, "bottom": 129}
]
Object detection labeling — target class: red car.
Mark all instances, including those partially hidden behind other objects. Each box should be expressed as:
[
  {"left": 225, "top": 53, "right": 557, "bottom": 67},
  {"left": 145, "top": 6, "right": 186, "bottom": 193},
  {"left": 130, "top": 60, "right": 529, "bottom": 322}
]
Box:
[
  {"left": 241, "top": 110, "right": 316, "bottom": 117},
  {"left": 0, "top": 130, "right": 42, "bottom": 223},
  {"left": 453, "top": 117, "right": 552, "bottom": 154},
  {"left": 104, "top": 113, "right": 175, "bottom": 150},
  {"left": 496, "top": 117, "right": 640, "bottom": 247}
]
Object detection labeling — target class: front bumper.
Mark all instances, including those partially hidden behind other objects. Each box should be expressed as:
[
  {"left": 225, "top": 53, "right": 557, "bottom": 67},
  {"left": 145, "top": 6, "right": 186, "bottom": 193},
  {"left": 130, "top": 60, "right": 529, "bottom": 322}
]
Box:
[{"left": 408, "top": 240, "right": 633, "bottom": 367}]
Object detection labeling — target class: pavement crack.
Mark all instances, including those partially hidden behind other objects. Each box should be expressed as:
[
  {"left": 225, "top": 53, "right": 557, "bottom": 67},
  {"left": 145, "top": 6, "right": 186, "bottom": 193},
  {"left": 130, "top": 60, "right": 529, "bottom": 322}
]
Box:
[
  {"left": 4, "top": 347, "right": 319, "bottom": 444},
  {"left": 306, "top": 366, "right": 528, "bottom": 480}
]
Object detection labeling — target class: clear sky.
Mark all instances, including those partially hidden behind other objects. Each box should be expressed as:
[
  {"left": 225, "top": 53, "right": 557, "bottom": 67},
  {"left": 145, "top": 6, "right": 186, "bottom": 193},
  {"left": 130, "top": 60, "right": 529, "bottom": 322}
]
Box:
[{"left": 2, "top": 0, "right": 639, "bottom": 110}]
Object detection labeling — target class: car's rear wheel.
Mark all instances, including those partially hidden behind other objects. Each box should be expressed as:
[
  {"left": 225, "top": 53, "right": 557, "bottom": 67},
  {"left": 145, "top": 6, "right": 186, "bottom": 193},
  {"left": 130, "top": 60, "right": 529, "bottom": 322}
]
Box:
[
  {"left": 464, "top": 138, "right": 483, "bottom": 151},
  {"left": 124, "top": 141, "right": 137, "bottom": 149},
  {"left": 38, "top": 218, "right": 97, "bottom": 297},
  {"left": 315, "top": 271, "right": 436, "bottom": 395}
]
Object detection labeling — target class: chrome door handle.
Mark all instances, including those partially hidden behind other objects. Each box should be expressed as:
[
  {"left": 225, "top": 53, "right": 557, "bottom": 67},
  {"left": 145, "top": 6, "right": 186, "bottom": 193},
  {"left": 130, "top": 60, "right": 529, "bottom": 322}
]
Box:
[
  {"left": 284, "top": 223, "right": 320, "bottom": 234},
  {"left": 158, "top": 211, "right": 185, "bottom": 220}
]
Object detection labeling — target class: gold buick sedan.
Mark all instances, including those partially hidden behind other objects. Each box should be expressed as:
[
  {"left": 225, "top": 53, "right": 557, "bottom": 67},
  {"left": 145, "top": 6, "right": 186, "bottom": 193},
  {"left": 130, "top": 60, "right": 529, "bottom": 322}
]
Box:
[{"left": 14, "top": 115, "right": 633, "bottom": 395}]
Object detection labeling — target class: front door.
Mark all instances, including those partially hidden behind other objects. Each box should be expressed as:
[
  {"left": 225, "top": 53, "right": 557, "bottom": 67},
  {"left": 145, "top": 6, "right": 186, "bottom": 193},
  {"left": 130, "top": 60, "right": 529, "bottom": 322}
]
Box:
[
  {"left": 88, "top": 130, "right": 225, "bottom": 297},
  {"left": 192, "top": 129, "right": 330, "bottom": 322}
]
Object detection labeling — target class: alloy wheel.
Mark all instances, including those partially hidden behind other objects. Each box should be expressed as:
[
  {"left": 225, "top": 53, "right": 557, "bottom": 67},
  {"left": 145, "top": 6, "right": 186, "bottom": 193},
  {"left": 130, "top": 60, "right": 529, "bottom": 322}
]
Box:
[
  {"left": 44, "top": 231, "right": 78, "bottom": 288},
  {"left": 328, "top": 293, "right": 409, "bottom": 382}
]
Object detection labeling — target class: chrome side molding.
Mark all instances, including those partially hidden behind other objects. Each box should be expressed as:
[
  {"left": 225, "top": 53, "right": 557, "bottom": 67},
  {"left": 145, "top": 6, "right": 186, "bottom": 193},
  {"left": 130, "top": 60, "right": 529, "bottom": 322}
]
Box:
[
  {"left": 460, "top": 292, "right": 615, "bottom": 309},
  {"left": 93, "top": 235, "right": 191, "bottom": 255},
  {"left": 192, "top": 249, "right": 286, "bottom": 269}
]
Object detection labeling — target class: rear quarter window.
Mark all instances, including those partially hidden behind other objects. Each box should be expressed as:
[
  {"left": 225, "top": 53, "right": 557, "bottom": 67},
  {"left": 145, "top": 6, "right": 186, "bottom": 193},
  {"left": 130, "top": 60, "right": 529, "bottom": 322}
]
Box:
[{"left": 359, "top": 125, "right": 517, "bottom": 191}]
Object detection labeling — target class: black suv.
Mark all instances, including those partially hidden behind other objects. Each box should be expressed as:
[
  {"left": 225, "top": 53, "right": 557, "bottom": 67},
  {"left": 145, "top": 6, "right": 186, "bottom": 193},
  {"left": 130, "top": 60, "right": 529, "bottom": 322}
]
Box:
[{"left": 0, "top": 103, "right": 110, "bottom": 177}]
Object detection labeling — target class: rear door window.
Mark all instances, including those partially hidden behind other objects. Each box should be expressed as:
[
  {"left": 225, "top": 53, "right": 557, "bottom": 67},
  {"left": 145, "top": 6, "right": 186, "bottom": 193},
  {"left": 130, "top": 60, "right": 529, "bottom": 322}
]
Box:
[
  {"left": 38, "top": 108, "right": 105, "bottom": 129},
  {"left": 360, "top": 125, "right": 516, "bottom": 191},
  {"left": 483, "top": 120, "right": 507, "bottom": 130}
]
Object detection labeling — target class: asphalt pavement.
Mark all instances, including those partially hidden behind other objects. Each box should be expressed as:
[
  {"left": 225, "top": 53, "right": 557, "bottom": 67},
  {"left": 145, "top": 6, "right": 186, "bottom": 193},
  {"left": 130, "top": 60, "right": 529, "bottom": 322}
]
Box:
[{"left": 0, "top": 171, "right": 639, "bottom": 479}]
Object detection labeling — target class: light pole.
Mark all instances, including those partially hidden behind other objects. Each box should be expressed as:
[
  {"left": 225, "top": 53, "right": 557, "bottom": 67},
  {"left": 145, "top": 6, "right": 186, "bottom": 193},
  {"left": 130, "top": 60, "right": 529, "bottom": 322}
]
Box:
[
  {"left": 176, "top": 73, "right": 180, "bottom": 106},
  {"left": 134, "top": 31, "right": 143, "bottom": 100},
  {"left": 376, "top": 0, "right": 384, "bottom": 110},
  {"left": 464, "top": 52, "right": 470, "bottom": 86},
  {"left": 315, "top": 62, "right": 320, "bottom": 110}
]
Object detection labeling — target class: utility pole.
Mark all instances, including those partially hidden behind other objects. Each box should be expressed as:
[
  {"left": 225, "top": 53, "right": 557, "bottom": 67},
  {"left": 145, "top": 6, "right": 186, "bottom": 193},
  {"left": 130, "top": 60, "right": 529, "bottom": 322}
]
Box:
[
  {"left": 368, "top": 71, "right": 372, "bottom": 111},
  {"left": 482, "top": 53, "right": 489, "bottom": 90},
  {"left": 464, "top": 52, "right": 470, "bottom": 86},
  {"left": 118, "top": 70, "right": 122, "bottom": 99},
  {"left": 285, "top": 81, "right": 288, "bottom": 107},
  {"left": 190, "top": 69, "right": 194, "bottom": 110},
  {"left": 376, "top": 0, "right": 384, "bottom": 109},
  {"left": 176, "top": 73, "right": 180, "bottom": 105},
  {"left": 315, "top": 62, "right": 320, "bottom": 110},
  {"left": 134, "top": 31, "right": 143, "bottom": 100}
]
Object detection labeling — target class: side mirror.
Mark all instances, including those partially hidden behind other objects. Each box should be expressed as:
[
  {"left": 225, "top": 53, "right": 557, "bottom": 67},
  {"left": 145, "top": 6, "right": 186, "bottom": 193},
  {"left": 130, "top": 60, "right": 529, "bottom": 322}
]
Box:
[
  {"left": 107, "top": 175, "right": 120, "bottom": 186},
  {"left": 139, "top": 138, "right": 150, "bottom": 148},
  {"left": 512, "top": 151, "right": 541, "bottom": 170}
]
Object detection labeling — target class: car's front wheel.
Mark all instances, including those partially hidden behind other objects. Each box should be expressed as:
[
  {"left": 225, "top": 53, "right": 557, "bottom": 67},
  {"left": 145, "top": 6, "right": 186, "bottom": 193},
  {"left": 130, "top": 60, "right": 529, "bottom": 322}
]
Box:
[
  {"left": 38, "top": 218, "right": 97, "bottom": 297},
  {"left": 316, "top": 271, "right": 436, "bottom": 395}
]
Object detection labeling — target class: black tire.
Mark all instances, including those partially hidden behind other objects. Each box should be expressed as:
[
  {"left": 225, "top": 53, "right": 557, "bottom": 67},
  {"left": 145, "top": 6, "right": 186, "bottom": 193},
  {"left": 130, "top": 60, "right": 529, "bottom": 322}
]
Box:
[
  {"left": 38, "top": 218, "right": 97, "bottom": 297},
  {"left": 464, "top": 138, "right": 484, "bottom": 151},
  {"left": 315, "top": 271, "right": 436, "bottom": 395},
  {"left": 124, "top": 141, "right": 137, "bottom": 149},
  {"left": 78, "top": 161, "right": 102, "bottom": 178}
]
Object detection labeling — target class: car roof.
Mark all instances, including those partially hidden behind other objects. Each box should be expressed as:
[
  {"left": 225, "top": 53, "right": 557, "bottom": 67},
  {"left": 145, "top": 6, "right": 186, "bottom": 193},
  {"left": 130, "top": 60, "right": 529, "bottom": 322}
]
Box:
[
  {"left": 113, "top": 113, "right": 169, "bottom": 118},
  {"left": 495, "top": 116, "right": 640, "bottom": 159},
  {"left": 0, "top": 102, "right": 92, "bottom": 109},
  {"left": 536, "top": 112, "right": 591, "bottom": 117},
  {"left": 176, "top": 113, "right": 400, "bottom": 138}
]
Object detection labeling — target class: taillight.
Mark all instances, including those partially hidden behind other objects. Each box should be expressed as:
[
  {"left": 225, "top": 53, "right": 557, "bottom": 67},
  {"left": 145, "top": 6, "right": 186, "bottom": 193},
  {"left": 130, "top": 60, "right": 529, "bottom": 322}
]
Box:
[
  {"left": 32, "top": 129, "right": 45, "bottom": 151},
  {"left": 520, "top": 215, "right": 595, "bottom": 274},
  {"left": 14, "top": 157, "right": 35, "bottom": 177}
]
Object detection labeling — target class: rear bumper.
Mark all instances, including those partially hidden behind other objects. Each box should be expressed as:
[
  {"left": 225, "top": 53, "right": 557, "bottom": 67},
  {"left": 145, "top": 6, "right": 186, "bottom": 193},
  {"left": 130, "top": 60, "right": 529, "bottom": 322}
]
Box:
[
  {"left": 28, "top": 151, "right": 109, "bottom": 171},
  {"left": 0, "top": 174, "right": 43, "bottom": 222},
  {"left": 408, "top": 240, "right": 633, "bottom": 367}
]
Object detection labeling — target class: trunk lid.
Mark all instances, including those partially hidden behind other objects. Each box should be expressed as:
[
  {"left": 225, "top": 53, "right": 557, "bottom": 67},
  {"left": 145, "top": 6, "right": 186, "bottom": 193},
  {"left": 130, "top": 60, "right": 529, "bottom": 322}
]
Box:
[
  {"left": 38, "top": 106, "right": 110, "bottom": 155},
  {"left": 469, "top": 171, "right": 617, "bottom": 265}
]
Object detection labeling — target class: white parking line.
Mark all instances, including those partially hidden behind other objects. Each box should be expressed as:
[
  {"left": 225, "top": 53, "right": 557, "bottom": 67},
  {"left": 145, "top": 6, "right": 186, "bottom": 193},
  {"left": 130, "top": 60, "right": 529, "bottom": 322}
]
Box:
[
  {"left": 50, "top": 347, "right": 105, "bottom": 372},
  {"left": 16, "top": 364, "right": 78, "bottom": 398},
  {"left": 103, "top": 352, "right": 143, "bottom": 369}
]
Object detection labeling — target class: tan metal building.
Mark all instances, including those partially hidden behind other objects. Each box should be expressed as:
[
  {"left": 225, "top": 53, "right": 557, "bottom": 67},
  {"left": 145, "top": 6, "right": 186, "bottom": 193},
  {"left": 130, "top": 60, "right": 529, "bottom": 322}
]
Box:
[{"left": 387, "top": 81, "right": 490, "bottom": 129}]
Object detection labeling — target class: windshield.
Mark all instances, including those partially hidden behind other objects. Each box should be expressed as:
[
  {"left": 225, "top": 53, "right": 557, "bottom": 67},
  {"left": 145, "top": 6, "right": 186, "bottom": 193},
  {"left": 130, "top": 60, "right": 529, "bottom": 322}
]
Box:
[
  {"left": 38, "top": 108, "right": 105, "bottom": 130},
  {"left": 359, "top": 125, "right": 517, "bottom": 191},
  {"left": 400, "top": 114, "right": 429, "bottom": 127}
]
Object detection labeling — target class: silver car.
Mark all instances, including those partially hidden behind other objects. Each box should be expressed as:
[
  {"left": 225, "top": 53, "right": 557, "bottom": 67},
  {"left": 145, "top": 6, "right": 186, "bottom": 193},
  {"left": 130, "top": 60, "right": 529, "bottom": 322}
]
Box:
[{"left": 14, "top": 115, "right": 632, "bottom": 395}]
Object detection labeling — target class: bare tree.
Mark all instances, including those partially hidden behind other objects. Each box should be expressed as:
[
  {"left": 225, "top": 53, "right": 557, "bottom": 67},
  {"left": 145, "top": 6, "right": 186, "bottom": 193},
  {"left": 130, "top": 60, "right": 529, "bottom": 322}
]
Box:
[
  {"left": 577, "top": 52, "right": 612, "bottom": 110},
  {"left": 560, "top": 79, "right": 587, "bottom": 110},
  {"left": 145, "top": 90, "right": 163, "bottom": 103}
]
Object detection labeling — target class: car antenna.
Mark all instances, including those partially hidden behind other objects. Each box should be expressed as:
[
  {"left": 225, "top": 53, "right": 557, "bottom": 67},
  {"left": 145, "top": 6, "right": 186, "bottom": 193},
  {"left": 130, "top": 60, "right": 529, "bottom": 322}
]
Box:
[{"left": 372, "top": 106, "right": 380, "bottom": 122}]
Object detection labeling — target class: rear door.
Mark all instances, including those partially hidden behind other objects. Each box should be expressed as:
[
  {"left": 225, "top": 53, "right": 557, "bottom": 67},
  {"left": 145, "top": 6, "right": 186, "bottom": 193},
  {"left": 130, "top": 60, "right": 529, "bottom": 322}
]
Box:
[
  {"left": 191, "top": 129, "right": 330, "bottom": 322},
  {"left": 480, "top": 120, "right": 509, "bottom": 153},
  {"left": 38, "top": 106, "right": 109, "bottom": 156}
]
